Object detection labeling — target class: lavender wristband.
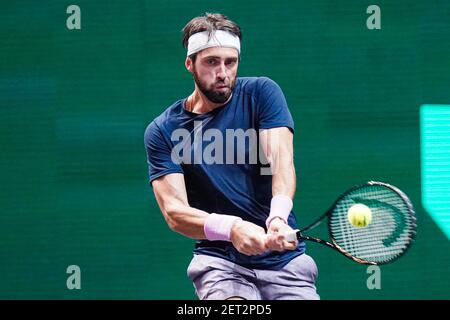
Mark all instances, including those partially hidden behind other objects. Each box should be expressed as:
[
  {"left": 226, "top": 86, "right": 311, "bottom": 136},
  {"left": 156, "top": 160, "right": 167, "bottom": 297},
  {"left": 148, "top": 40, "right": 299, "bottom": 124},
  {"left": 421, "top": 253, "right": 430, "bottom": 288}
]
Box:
[
  {"left": 265, "top": 194, "right": 293, "bottom": 228},
  {"left": 204, "top": 213, "right": 242, "bottom": 241}
]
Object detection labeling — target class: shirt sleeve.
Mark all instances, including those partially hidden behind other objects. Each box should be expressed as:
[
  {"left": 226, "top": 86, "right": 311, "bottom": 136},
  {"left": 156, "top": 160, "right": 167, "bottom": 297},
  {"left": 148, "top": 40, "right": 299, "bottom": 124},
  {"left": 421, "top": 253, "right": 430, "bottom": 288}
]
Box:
[
  {"left": 144, "top": 121, "right": 184, "bottom": 184},
  {"left": 256, "top": 77, "right": 294, "bottom": 132}
]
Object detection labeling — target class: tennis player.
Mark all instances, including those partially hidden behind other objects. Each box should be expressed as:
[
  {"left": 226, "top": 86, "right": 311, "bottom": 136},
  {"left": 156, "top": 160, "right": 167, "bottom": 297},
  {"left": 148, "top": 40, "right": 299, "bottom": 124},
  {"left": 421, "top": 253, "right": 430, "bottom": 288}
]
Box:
[{"left": 144, "top": 13, "right": 319, "bottom": 300}]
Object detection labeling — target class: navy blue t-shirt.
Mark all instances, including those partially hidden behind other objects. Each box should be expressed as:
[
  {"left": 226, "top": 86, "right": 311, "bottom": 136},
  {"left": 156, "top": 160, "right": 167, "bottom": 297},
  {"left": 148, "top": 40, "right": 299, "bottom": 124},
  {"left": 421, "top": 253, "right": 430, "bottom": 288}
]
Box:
[{"left": 144, "top": 77, "right": 305, "bottom": 270}]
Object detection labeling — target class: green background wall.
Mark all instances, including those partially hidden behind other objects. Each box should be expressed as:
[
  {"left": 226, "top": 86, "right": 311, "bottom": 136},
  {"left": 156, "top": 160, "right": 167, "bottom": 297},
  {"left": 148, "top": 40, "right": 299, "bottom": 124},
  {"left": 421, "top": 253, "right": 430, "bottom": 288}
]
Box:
[{"left": 1, "top": 0, "right": 449, "bottom": 299}]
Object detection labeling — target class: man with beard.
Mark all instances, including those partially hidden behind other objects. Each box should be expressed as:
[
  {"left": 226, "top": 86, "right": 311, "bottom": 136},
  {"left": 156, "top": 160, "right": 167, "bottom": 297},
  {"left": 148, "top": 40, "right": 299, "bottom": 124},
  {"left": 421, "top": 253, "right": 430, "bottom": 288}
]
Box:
[{"left": 144, "top": 13, "right": 319, "bottom": 300}]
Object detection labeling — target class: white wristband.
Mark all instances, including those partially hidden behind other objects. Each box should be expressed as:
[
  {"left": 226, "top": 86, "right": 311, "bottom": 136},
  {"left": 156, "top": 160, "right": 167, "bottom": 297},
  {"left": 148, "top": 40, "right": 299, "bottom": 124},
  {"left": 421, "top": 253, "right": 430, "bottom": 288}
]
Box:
[
  {"left": 204, "top": 213, "right": 242, "bottom": 241},
  {"left": 265, "top": 194, "right": 293, "bottom": 228}
]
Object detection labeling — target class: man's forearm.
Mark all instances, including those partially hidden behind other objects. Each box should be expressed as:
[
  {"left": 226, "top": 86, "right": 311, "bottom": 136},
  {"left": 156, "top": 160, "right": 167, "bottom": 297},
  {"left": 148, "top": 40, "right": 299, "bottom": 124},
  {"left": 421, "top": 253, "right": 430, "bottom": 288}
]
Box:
[
  {"left": 259, "top": 127, "right": 296, "bottom": 199},
  {"left": 272, "top": 158, "right": 296, "bottom": 199},
  {"left": 265, "top": 158, "right": 296, "bottom": 228},
  {"left": 164, "top": 205, "right": 243, "bottom": 242},
  {"left": 164, "top": 204, "right": 209, "bottom": 239}
]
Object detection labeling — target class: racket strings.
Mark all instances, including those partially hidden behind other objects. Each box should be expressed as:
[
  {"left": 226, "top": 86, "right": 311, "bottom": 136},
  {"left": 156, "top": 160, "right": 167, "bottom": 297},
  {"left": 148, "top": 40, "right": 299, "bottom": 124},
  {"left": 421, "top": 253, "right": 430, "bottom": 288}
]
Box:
[{"left": 329, "top": 184, "right": 416, "bottom": 264}]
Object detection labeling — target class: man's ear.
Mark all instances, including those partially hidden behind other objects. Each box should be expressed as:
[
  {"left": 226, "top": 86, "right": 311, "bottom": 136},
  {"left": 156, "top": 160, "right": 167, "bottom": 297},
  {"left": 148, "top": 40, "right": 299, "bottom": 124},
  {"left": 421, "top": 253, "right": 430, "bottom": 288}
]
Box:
[{"left": 185, "top": 57, "right": 193, "bottom": 74}]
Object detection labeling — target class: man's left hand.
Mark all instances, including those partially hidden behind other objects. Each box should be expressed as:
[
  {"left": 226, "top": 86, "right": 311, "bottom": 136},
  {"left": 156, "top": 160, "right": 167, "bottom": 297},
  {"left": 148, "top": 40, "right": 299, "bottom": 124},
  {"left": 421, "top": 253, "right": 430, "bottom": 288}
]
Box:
[{"left": 265, "top": 217, "right": 298, "bottom": 252}]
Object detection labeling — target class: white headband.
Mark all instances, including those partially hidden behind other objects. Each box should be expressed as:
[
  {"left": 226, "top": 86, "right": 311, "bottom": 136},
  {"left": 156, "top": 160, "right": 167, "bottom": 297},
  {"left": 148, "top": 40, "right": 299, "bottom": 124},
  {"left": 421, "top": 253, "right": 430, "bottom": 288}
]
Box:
[{"left": 187, "top": 30, "right": 241, "bottom": 56}]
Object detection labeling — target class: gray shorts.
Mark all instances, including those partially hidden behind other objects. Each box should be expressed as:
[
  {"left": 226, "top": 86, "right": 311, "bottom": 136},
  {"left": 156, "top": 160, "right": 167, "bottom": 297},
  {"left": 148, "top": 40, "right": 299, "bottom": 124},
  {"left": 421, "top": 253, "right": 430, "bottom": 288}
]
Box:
[{"left": 187, "top": 253, "right": 320, "bottom": 300}]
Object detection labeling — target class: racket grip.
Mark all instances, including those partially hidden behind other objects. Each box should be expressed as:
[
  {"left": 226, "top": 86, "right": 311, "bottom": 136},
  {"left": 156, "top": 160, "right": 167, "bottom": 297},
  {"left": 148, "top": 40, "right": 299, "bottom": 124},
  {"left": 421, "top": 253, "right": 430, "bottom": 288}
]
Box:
[{"left": 285, "top": 229, "right": 300, "bottom": 242}]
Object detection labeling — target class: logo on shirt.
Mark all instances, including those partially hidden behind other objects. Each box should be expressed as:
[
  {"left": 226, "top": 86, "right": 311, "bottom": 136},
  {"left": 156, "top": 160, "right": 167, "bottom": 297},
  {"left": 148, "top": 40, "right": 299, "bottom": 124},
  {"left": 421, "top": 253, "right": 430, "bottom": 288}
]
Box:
[{"left": 170, "top": 121, "right": 279, "bottom": 175}]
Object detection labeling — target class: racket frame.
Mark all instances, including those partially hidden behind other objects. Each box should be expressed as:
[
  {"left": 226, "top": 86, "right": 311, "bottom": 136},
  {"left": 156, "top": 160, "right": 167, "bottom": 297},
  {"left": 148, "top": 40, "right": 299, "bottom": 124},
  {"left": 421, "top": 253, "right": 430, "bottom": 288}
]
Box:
[{"left": 289, "top": 181, "right": 417, "bottom": 265}]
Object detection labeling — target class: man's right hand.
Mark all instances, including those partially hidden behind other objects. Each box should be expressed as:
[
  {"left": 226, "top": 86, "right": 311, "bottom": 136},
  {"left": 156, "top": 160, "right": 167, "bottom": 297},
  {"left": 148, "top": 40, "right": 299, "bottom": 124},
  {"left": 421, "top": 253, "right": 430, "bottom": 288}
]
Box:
[{"left": 229, "top": 220, "right": 268, "bottom": 256}]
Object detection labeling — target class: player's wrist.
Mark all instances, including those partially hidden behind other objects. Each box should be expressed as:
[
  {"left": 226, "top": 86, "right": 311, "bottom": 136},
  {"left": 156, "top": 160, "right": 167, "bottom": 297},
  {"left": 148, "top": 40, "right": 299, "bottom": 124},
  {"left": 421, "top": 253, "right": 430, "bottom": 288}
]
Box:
[
  {"left": 204, "top": 213, "right": 242, "bottom": 242},
  {"left": 267, "top": 216, "right": 286, "bottom": 228},
  {"left": 265, "top": 194, "right": 293, "bottom": 228}
]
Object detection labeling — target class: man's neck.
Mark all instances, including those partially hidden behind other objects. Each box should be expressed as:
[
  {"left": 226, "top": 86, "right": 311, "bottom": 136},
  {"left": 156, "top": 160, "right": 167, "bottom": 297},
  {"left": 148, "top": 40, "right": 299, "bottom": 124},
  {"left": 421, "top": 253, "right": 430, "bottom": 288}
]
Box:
[{"left": 186, "top": 89, "right": 232, "bottom": 114}]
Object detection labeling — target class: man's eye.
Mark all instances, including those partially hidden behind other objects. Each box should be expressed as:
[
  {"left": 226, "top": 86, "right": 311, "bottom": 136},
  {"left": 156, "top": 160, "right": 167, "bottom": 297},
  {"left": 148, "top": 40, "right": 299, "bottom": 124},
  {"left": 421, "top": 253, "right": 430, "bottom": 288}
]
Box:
[{"left": 207, "top": 60, "right": 216, "bottom": 65}]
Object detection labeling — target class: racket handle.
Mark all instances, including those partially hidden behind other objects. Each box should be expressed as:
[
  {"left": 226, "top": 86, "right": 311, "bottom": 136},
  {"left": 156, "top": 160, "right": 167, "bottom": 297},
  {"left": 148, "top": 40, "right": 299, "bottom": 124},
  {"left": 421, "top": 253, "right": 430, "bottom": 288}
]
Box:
[{"left": 285, "top": 229, "right": 300, "bottom": 242}]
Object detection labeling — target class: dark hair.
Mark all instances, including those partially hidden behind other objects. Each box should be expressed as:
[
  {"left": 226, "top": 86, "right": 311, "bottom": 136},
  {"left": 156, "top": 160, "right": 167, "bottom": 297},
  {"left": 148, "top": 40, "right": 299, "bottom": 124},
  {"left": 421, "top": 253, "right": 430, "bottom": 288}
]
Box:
[{"left": 182, "top": 13, "right": 242, "bottom": 62}]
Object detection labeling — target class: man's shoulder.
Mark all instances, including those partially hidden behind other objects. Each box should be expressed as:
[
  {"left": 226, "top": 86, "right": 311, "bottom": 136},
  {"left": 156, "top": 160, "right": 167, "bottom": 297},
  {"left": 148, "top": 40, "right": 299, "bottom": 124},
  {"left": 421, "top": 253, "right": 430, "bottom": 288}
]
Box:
[
  {"left": 238, "top": 76, "right": 279, "bottom": 95},
  {"left": 144, "top": 99, "right": 184, "bottom": 139},
  {"left": 147, "top": 99, "right": 184, "bottom": 128}
]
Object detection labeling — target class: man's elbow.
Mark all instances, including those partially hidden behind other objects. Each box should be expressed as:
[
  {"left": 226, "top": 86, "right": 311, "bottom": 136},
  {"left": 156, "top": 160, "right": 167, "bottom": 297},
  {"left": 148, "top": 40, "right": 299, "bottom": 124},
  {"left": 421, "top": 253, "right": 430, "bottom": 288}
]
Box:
[
  {"left": 163, "top": 205, "right": 183, "bottom": 232},
  {"left": 166, "top": 218, "right": 179, "bottom": 232}
]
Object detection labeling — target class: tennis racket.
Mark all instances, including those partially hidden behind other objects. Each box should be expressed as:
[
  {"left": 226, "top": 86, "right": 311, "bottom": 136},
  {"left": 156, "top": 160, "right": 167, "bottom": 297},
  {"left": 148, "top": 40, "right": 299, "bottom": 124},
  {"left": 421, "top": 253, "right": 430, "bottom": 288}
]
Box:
[{"left": 285, "top": 181, "right": 417, "bottom": 265}]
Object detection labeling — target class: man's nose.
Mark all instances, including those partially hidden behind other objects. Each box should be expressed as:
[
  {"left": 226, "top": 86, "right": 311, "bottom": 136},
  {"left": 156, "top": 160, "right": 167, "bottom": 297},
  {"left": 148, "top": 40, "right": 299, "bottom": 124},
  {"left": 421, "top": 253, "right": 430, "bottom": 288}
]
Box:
[{"left": 216, "top": 63, "right": 227, "bottom": 79}]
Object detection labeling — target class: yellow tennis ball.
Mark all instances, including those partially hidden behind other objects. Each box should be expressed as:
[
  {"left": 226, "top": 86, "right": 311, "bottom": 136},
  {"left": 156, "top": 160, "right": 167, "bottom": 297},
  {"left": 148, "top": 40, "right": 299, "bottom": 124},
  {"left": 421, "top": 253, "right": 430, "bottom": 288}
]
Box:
[{"left": 347, "top": 203, "right": 372, "bottom": 228}]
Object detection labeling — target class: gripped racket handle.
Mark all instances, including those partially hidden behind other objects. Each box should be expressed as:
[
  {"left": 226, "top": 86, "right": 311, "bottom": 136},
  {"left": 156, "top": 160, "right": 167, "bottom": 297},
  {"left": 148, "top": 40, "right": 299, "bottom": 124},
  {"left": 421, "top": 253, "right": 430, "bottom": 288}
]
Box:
[
  {"left": 263, "top": 229, "right": 300, "bottom": 243},
  {"left": 285, "top": 229, "right": 300, "bottom": 242}
]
